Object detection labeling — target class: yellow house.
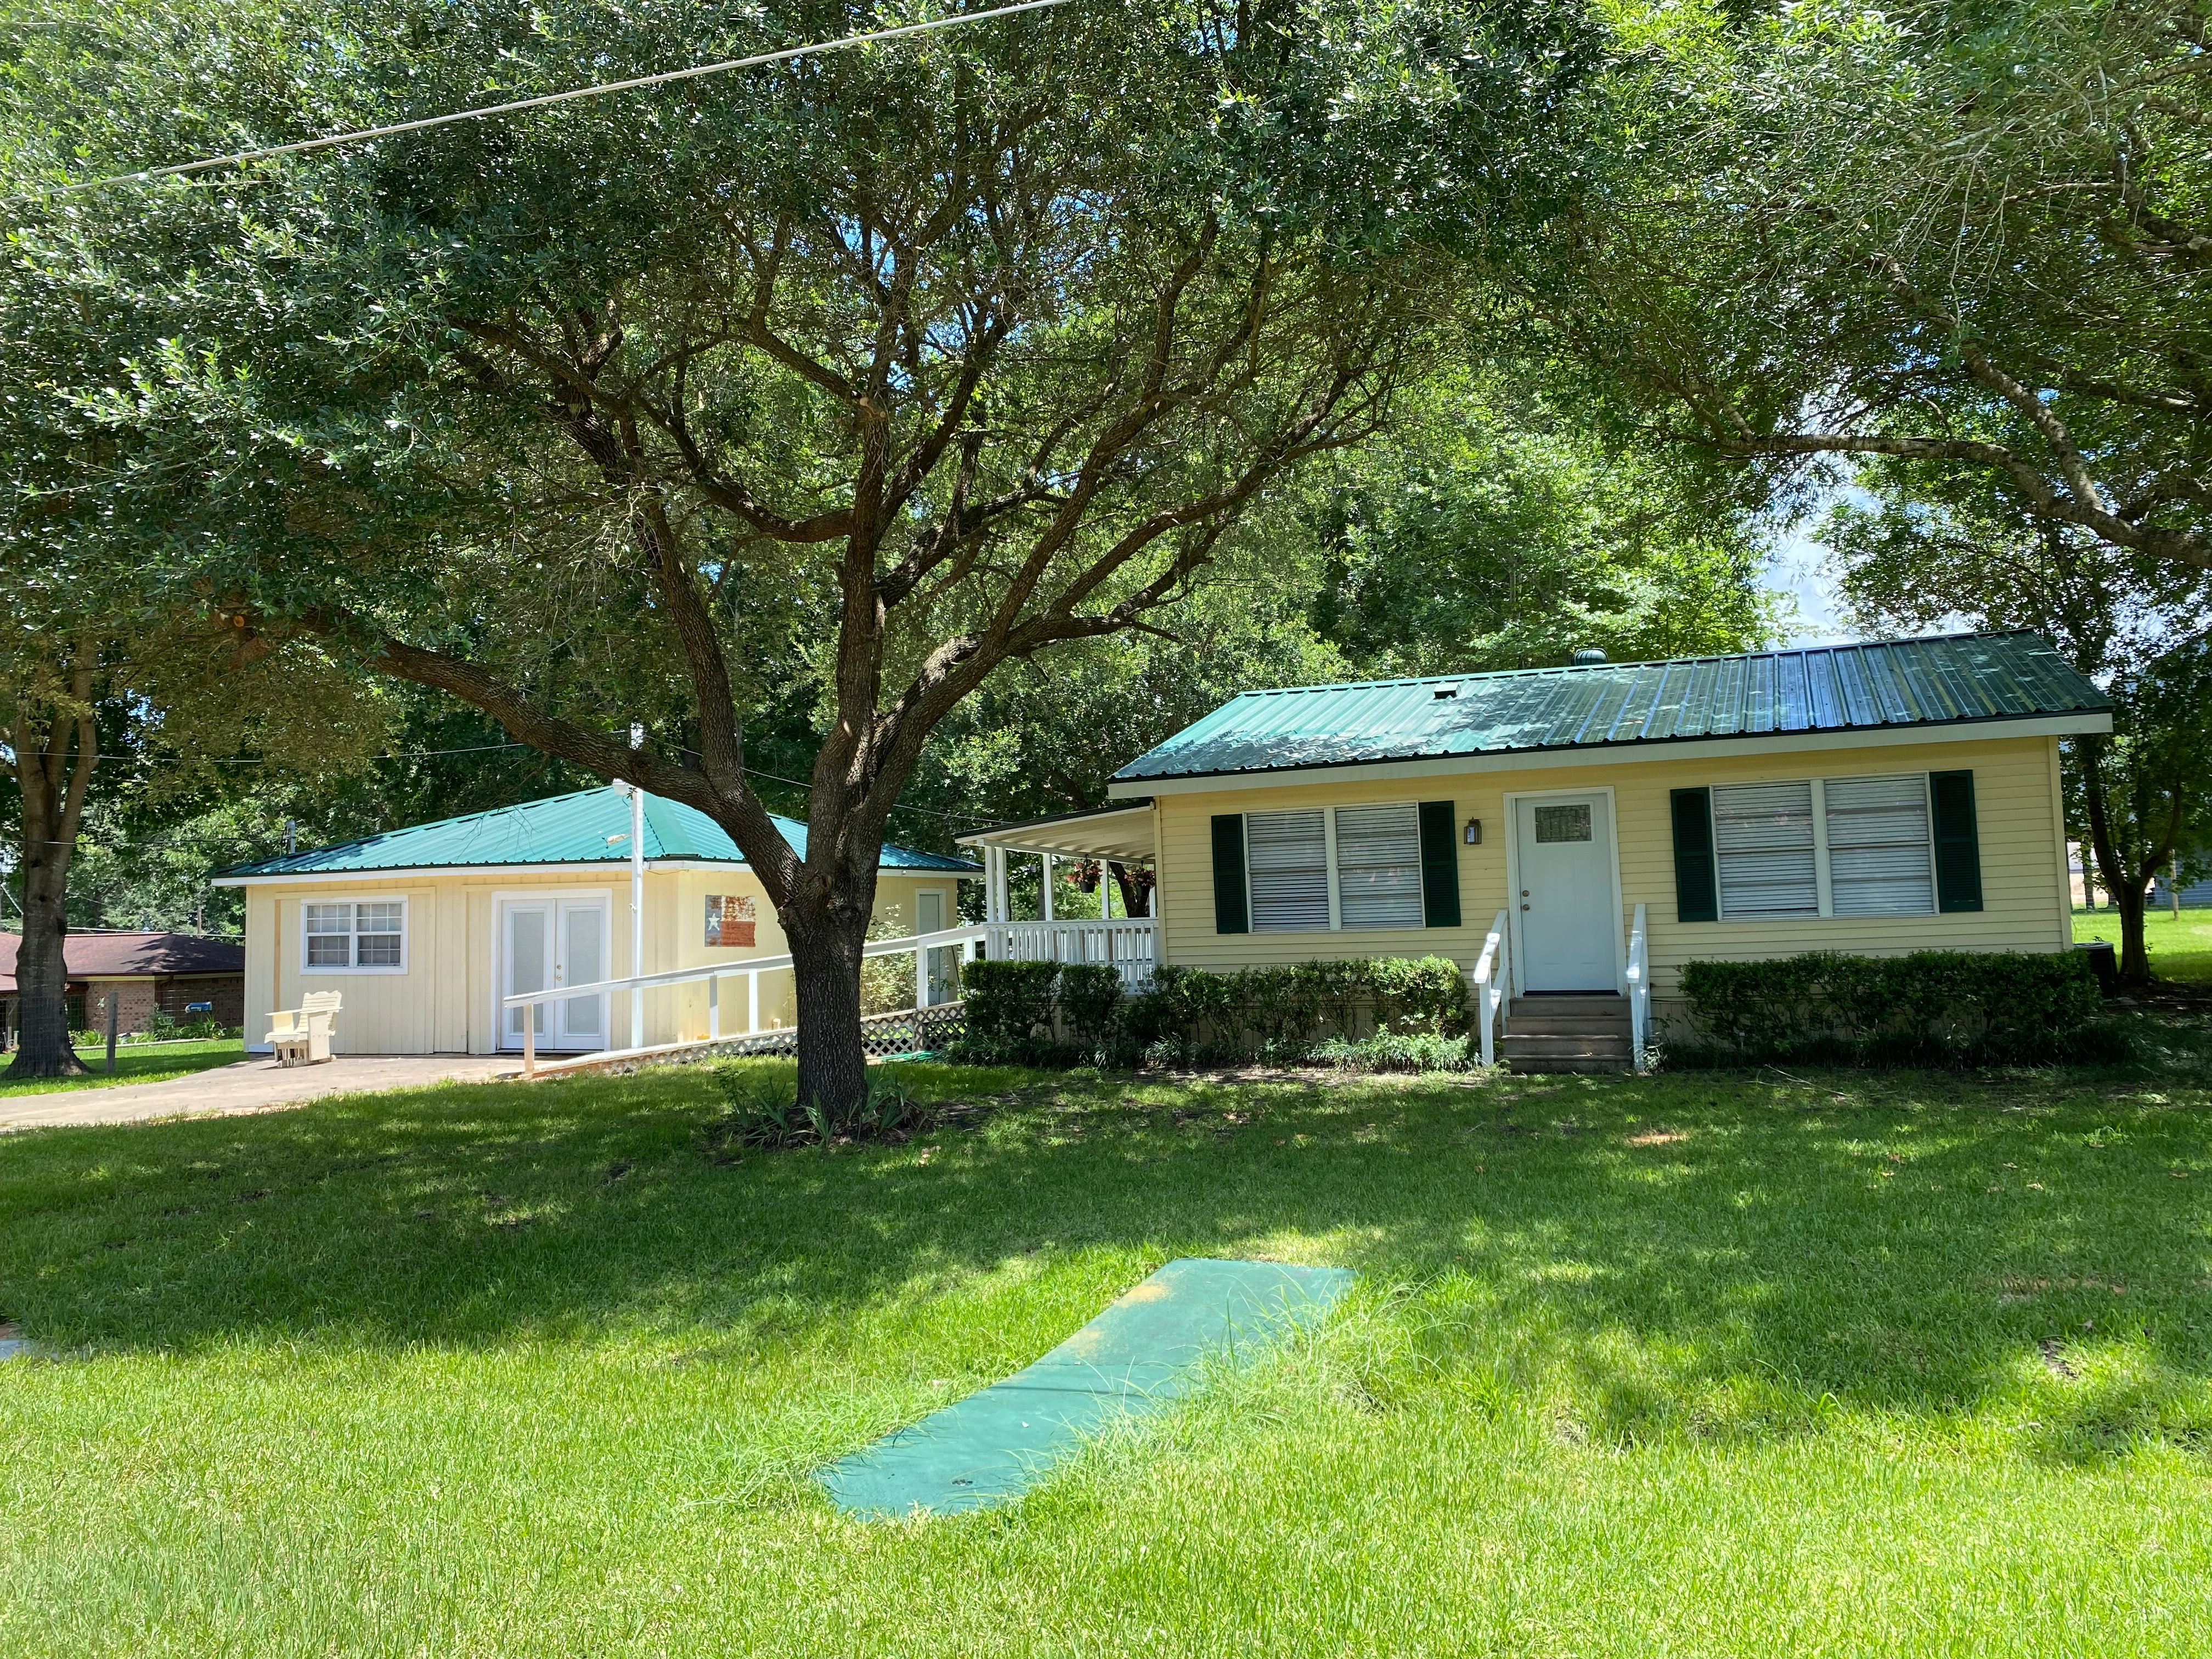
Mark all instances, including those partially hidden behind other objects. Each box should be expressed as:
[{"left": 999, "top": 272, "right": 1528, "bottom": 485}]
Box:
[
  {"left": 215, "top": 789, "right": 978, "bottom": 1057},
  {"left": 957, "top": 631, "right": 2110, "bottom": 1070}
]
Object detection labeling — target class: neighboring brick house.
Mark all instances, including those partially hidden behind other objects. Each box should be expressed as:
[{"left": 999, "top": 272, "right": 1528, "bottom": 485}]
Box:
[{"left": 0, "top": 932, "right": 246, "bottom": 1041}]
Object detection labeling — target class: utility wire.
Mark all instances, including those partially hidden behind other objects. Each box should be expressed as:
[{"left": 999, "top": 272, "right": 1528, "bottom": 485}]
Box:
[{"left": 47, "top": 0, "right": 1077, "bottom": 198}]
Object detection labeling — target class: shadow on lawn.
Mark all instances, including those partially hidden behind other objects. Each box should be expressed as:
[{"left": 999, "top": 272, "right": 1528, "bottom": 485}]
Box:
[{"left": 1, "top": 1059, "right": 2207, "bottom": 1459}]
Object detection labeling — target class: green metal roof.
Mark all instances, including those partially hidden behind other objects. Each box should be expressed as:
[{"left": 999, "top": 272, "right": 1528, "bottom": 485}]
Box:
[
  {"left": 1111, "top": 631, "right": 2108, "bottom": 785},
  {"left": 218, "top": 787, "right": 979, "bottom": 879}
]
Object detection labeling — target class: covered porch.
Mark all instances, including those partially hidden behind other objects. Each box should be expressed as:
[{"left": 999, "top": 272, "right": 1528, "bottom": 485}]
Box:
[{"left": 958, "top": 802, "right": 1159, "bottom": 992}]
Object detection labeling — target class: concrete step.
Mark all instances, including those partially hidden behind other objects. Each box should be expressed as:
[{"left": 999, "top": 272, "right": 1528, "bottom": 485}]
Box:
[
  {"left": 1512, "top": 995, "right": 1628, "bottom": 1019},
  {"left": 1506, "top": 1015, "right": 1630, "bottom": 1037},
  {"left": 1503, "top": 1033, "right": 1632, "bottom": 1058}
]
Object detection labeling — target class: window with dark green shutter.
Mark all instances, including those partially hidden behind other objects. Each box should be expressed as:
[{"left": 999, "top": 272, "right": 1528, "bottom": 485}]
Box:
[
  {"left": 1671, "top": 787, "right": 1718, "bottom": 922},
  {"left": 1417, "top": 800, "right": 1460, "bottom": 927},
  {"left": 1210, "top": 814, "right": 1249, "bottom": 934},
  {"left": 1929, "top": 770, "right": 1984, "bottom": 912}
]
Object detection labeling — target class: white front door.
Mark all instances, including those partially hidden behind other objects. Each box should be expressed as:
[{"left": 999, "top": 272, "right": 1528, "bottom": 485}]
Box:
[
  {"left": 501, "top": 898, "right": 608, "bottom": 1051},
  {"left": 1514, "top": 794, "right": 1618, "bottom": 992}
]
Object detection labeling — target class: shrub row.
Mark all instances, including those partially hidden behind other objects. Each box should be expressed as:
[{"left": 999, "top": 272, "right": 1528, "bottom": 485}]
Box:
[
  {"left": 955, "top": 954, "right": 1468, "bottom": 1068},
  {"left": 1672, "top": 949, "right": 2123, "bottom": 1067}
]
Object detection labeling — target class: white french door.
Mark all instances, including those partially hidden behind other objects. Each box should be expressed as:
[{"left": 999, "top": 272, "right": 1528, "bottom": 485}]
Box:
[{"left": 500, "top": 897, "right": 609, "bottom": 1051}]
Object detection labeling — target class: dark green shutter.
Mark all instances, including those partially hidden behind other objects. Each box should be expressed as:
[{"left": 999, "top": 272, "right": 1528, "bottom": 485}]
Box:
[
  {"left": 1930, "top": 770, "right": 1983, "bottom": 912},
  {"left": 1211, "top": 814, "right": 1249, "bottom": 934},
  {"left": 1671, "top": 787, "right": 1718, "bottom": 922},
  {"left": 1418, "top": 800, "right": 1460, "bottom": 928}
]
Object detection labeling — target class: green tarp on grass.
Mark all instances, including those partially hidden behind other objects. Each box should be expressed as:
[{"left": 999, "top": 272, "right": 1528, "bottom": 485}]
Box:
[{"left": 820, "top": 1257, "right": 1354, "bottom": 1520}]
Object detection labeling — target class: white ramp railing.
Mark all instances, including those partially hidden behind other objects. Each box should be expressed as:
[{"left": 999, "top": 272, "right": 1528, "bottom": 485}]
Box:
[
  {"left": 502, "top": 916, "right": 1162, "bottom": 1076},
  {"left": 1626, "top": 901, "right": 1650, "bottom": 1073},
  {"left": 504, "top": 923, "right": 987, "bottom": 1077},
  {"left": 1470, "top": 909, "right": 1510, "bottom": 1066}
]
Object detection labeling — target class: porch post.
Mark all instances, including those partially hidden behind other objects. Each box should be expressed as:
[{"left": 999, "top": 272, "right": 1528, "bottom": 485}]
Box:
[
  {"left": 708, "top": 974, "right": 720, "bottom": 1040},
  {"left": 747, "top": 970, "right": 759, "bottom": 1033},
  {"left": 915, "top": 936, "right": 930, "bottom": 1008},
  {"left": 1041, "top": 853, "right": 1055, "bottom": 922}
]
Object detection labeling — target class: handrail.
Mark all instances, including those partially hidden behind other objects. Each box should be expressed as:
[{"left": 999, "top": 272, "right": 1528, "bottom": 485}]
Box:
[
  {"left": 1471, "top": 908, "right": 1510, "bottom": 1067},
  {"left": 1626, "top": 901, "right": 1650, "bottom": 1073},
  {"left": 502, "top": 923, "right": 987, "bottom": 1076}
]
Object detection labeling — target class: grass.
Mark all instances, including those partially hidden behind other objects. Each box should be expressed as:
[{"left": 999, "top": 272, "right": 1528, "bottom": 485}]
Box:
[
  {"left": 0, "top": 1038, "right": 245, "bottom": 1098},
  {"left": 2073, "top": 905, "right": 2212, "bottom": 984},
  {"left": 4, "top": 1034, "right": 2212, "bottom": 1656}
]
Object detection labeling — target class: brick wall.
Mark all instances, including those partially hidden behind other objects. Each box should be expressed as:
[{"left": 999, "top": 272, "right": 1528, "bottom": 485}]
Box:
[
  {"left": 84, "top": 980, "right": 162, "bottom": 1036},
  {"left": 160, "top": 975, "right": 244, "bottom": 1028}
]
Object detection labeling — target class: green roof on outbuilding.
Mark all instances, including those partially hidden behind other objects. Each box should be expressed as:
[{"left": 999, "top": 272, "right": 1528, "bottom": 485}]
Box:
[
  {"left": 1111, "top": 631, "right": 2108, "bottom": 785},
  {"left": 217, "top": 787, "right": 979, "bottom": 879}
]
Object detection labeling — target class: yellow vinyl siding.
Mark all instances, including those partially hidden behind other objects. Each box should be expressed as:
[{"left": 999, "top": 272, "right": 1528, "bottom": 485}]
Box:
[{"left": 1154, "top": 735, "right": 2069, "bottom": 991}]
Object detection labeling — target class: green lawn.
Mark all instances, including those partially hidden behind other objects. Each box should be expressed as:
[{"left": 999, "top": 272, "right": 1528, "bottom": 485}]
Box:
[
  {"left": 2074, "top": 906, "right": 2212, "bottom": 983},
  {"left": 3, "top": 1048, "right": 2211, "bottom": 1656},
  {"left": 0, "top": 1039, "right": 245, "bottom": 1098}
]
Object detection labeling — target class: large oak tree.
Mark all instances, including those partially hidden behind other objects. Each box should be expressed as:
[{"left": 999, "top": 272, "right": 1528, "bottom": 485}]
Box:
[{"left": 9, "top": 0, "right": 1602, "bottom": 1105}]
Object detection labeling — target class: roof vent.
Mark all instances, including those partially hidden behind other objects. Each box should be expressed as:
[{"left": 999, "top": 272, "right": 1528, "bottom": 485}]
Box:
[
  {"left": 1432, "top": 685, "right": 1459, "bottom": 700},
  {"left": 1571, "top": 648, "right": 1607, "bottom": 665}
]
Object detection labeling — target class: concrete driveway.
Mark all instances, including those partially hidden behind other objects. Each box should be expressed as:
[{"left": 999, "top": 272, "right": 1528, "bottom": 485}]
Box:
[{"left": 0, "top": 1054, "right": 520, "bottom": 1134}]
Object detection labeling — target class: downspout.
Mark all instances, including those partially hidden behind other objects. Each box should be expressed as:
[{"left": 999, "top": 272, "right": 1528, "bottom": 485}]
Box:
[{"left": 623, "top": 724, "right": 646, "bottom": 1049}]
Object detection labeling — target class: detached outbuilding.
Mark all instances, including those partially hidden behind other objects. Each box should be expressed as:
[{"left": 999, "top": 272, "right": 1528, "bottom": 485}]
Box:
[{"left": 214, "top": 789, "right": 978, "bottom": 1057}]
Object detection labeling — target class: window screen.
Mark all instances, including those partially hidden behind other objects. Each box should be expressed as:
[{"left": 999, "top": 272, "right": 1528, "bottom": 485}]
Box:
[
  {"left": 1334, "top": 803, "right": 1423, "bottom": 929},
  {"left": 1825, "top": 775, "right": 1935, "bottom": 915},
  {"left": 1713, "top": 782, "right": 1818, "bottom": 918},
  {"left": 304, "top": 903, "right": 354, "bottom": 967},
  {"left": 304, "top": 901, "right": 405, "bottom": 969},
  {"left": 1245, "top": 809, "right": 1330, "bottom": 931}
]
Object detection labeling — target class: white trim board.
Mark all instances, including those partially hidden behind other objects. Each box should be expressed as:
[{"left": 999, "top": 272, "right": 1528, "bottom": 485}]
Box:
[
  {"left": 1105, "top": 713, "right": 2109, "bottom": 799},
  {"left": 216, "top": 859, "right": 978, "bottom": 889}
]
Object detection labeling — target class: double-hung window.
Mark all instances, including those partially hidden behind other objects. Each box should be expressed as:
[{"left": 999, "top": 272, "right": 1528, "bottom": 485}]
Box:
[
  {"left": 1709, "top": 774, "right": 1936, "bottom": 920},
  {"left": 1245, "top": 810, "right": 1332, "bottom": 931},
  {"left": 1244, "top": 803, "right": 1426, "bottom": 932},
  {"left": 303, "top": 900, "right": 407, "bottom": 970}
]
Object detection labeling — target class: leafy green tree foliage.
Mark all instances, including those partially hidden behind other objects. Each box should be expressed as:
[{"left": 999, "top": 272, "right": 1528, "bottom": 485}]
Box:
[
  {"left": 1519, "top": 0, "right": 2212, "bottom": 575},
  {"left": 1304, "top": 375, "right": 1784, "bottom": 674},
  {"left": 1826, "top": 467, "right": 2212, "bottom": 982},
  {"left": 7, "top": 0, "right": 1603, "bottom": 1105}
]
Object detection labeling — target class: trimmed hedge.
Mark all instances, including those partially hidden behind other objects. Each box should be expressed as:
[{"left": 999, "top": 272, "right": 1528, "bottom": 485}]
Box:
[
  {"left": 1673, "top": 949, "right": 2122, "bottom": 1067},
  {"left": 952, "top": 953, "right": 1469, "bottom": 1067}
]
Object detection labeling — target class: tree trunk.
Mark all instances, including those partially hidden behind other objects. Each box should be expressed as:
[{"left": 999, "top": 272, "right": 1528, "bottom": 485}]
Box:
[
  {"left": 1111, "top": 861, "right": 1153, "bottom": 918},
  {"left": 785, "top": 904, "right": 871, "bottom": 1114},
  {"left": 6, "top": 695, "right": 96, "bottom": 1080},
  {"left": 8, "top": 848, "right": 83, "bottom": 1077},
  {"left": 2111, "top": 881, "right": 2153, "bottom": 987}
]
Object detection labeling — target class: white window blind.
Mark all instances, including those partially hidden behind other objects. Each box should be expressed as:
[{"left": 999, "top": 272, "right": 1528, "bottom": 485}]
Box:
[
  {"left": 303, "top": 901, "right": 406, "bottom": 969},
  {"left": 1713, "top": 782, "right": 1818, "bottom": 919},
  {"left": 1824, "top": 775, "right": 1935, "bottom": 916},
  {"left": 1335, "top": 803, "right": 1423, "bottom": 929},
  {"left": 1246, "top": 810, "right": 1330, "bottom": 931}
]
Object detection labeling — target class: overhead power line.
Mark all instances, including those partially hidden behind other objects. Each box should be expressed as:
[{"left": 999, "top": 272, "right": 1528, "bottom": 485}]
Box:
[{"left": 50, "top": 0, "right": 1077, "bottom": 198}]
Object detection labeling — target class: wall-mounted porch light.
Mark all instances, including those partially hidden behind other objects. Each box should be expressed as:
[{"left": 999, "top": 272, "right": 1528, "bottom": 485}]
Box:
[{"left": 1464, "top": 818, "right": 1482, "bottom": 845}]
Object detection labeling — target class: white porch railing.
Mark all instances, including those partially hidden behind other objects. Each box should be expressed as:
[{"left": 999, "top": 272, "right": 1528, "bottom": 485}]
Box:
[
  {"left": 1470, "top": 909, "right": 1511, "bottom": 1067},
  {"left": 1626, "top": 901, "right": 1650, "bottom": 1073},
  {"left": 984, "top": 919, "right": 1156, "bottom": 990},
  {"left": 501, "top": 917, "right": 1159, "bottom": 1076}
]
